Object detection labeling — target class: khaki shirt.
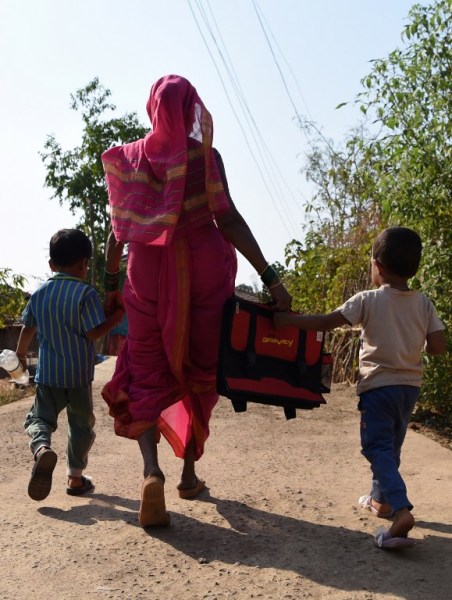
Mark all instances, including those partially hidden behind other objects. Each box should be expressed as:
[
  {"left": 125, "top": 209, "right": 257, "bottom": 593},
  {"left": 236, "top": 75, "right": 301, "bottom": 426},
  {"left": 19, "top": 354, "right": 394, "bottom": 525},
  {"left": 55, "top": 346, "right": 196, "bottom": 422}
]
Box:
[{"left": 338, "top": 285, "right": 444, "bottom": 395}]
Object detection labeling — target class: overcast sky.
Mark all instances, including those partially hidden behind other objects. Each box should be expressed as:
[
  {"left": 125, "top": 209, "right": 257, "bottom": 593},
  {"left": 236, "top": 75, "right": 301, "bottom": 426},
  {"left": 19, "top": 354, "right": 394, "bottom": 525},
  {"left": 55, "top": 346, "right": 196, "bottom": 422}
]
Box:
[{"left": 0, "top": 0, "right": 421, "bottom": 291}]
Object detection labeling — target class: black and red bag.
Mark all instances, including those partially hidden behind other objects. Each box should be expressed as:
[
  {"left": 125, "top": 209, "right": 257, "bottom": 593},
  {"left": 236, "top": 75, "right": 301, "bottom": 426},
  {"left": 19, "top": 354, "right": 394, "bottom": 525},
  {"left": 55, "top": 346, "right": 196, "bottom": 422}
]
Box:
[{"left": 217, "top": 294, "right": 332, "bottom": 419}]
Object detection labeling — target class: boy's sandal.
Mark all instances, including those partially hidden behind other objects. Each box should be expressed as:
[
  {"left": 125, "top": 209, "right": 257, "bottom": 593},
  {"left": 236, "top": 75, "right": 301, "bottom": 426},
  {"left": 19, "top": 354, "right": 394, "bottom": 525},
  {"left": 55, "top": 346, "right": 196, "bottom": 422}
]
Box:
[
  {"left": 358, "top": 495, "right": 393, "bottom": 519},
  {"left": 66, "top": 475, "right": 94, "bottom": 496},
  {"left": 374, "top": 527, "right": 416, "bottom": 550},
  {"left": 28, "top": 448, "right": 58, "bottom": 501}
]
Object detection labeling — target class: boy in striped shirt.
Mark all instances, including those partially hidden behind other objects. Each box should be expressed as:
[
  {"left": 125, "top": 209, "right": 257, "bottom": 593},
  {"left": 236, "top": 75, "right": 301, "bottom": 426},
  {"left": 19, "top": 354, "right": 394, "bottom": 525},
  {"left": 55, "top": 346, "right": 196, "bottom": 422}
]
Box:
[{"left": 16, "top": 229, "right": 124, "bottom": 501}]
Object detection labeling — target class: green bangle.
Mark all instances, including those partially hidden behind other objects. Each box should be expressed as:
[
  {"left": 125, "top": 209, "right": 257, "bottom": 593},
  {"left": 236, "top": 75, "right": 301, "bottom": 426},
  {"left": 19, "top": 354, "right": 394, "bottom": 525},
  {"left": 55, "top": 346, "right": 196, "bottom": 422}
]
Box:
[
  {"left": 104, "top": 269, "right": 120, "bottom": 292},
  {"left": 260, "top": 265, "right": 279, "bottom": 287}
]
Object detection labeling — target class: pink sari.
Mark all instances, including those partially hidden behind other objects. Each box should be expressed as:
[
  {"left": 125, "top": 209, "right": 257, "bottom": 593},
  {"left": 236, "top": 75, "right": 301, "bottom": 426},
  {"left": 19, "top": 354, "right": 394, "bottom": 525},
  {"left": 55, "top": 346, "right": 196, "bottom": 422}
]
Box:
[{"left": 101, "top": 76, "right": 237, "bottom": 460}]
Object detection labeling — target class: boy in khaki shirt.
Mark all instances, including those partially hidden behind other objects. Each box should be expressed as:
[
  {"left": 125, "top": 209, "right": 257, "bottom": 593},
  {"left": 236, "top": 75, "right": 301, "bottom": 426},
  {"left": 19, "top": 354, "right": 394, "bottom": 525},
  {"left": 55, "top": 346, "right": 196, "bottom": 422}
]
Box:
[{"left": 275, "top": 227, "right": 445, "bottom": 549}]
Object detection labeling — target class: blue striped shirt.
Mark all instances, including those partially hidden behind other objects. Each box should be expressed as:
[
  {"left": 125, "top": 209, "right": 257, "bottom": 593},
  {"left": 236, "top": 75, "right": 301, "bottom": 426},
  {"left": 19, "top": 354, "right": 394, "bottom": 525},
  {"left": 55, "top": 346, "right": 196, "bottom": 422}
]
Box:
[{"left": 22, "top": 273, "right": 106, "bottom": 388}]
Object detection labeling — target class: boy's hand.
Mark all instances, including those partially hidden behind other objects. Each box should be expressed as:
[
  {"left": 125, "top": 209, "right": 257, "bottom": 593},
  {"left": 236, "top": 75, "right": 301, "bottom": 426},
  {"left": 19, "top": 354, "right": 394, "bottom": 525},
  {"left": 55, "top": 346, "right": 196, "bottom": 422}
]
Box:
[
  {"left": 105, "top": 290, "right": 124, "bottom": 317},
  {"left": 273, "top": 311, "right": 292, "bottom": 328},
  {"left": 17, "top": 355, "right": 28, "bottom": 370}
]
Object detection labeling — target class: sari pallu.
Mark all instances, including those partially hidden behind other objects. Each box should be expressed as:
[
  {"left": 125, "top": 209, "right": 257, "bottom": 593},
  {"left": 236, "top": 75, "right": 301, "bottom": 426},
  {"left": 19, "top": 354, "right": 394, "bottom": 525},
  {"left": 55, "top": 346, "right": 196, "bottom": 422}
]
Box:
[
  {"left": 101, "top": 75, "right": 230, "bottom": 247},
  {"left": 101, "top": 222, "right": 237, "bottom": 459}
]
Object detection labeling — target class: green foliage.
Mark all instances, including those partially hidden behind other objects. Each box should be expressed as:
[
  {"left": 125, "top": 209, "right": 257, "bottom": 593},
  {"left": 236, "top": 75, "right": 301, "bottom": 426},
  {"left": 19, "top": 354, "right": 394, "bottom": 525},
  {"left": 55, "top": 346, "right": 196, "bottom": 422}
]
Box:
[
  {"left": 40, "top": 78, "right": 148, "bottom": 291},
  {"left": 0, "top": 268, "right": 27, "bottom": 328},
  {"left": 287, "top": 0, "right": 451, "bottom": 416},
  {"left": 356, "top": 0, "right": 452, "bottom": 415},
  {"left": 284, "top": 133, "right": 382, "bottom": 314}
]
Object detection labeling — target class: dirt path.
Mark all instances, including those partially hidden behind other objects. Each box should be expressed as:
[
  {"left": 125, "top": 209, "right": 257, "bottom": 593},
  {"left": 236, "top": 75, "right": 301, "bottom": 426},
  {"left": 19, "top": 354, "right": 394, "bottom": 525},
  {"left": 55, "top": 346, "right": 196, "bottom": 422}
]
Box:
[{"left": 1, "top": 358, "right": 451, "bottom": 600}]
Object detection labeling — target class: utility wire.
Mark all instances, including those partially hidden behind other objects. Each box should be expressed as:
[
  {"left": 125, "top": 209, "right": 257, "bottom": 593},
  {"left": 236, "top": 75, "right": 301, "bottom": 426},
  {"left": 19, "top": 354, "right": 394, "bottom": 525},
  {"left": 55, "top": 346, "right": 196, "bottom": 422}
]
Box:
[
  {"left": 201, "top": 0, "right": 303, "bottom": 223},
  {"left": 252, "top": 1, "right": 313, "bottom": 121},
  {"left": 207, "top": 0, "right": 307, "bottom": 212},
  {"left": 252, "top": 0, "right": 334, "bottom": 152},
  {"left": 194, "top": 0, "right": 301, "bottom": 233},
  {"left": 188, "top": 0, "right": 301, "bottom": 237}
]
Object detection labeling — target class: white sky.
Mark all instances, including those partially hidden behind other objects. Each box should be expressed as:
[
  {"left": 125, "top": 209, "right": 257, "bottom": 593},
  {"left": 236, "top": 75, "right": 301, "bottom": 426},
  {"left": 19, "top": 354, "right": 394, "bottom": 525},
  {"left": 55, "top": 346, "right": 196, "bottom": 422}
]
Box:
[{"left": 0, "top": 0, "right": 420, "bottom": 291}]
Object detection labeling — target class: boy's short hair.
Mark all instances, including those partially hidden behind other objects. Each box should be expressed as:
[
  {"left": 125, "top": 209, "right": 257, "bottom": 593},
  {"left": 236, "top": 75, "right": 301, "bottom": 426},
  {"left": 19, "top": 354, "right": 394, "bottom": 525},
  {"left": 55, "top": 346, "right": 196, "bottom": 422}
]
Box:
[
  {"left": 372, "top": 227, "right": 422, "bottom": 278},
  {"left": 49, "top": 229, "right": 92, "bottom": 267}
]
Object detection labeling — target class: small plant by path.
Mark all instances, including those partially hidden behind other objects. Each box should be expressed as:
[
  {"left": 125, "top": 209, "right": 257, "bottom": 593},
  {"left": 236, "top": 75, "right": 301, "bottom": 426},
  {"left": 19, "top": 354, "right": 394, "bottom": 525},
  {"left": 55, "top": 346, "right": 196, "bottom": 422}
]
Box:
[{"left": 0, "top": 378, "right": 31, "bottom": 407}]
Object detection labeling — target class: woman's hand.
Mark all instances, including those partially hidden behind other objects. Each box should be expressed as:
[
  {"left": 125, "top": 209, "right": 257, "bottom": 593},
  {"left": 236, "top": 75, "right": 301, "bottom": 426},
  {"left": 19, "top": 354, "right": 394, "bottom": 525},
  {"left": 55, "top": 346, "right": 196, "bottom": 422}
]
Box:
[
  {"left": 269, "top": 284, "right": 292, "bottom": 311},
  {"left": 111, "top": 305, "right": 126, "bottom": 325},
  {"left": 104, "top": 290, "right": 125, "bottom": 317}
]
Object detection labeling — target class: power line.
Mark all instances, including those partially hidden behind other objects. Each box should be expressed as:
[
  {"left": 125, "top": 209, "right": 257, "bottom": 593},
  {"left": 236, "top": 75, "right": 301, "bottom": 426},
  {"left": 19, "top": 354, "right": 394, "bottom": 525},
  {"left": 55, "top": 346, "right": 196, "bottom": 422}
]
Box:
[
  {"left": 193, "top": 0, "right": 302, "bottom": 234},
  {"left": 187, "top": 0, "right": 302, "bottom": 237},
  {"left": 252, "top": 0, "right": 334, "bottom": 152},
  {"left": 202, "top": 0, "right": 304, "bottom": 224}
]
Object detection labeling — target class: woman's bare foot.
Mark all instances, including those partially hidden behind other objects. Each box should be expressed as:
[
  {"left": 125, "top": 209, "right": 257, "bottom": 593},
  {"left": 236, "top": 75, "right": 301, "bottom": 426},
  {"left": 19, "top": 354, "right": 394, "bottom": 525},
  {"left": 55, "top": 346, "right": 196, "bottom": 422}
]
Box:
[
  {"left": 177, "top": 475, "right": 198, "bottom": 491},
  {"left": 144, "top": 468, "right": 165, "bottom": 483},
  {"left": 389, "top": 508, "right": 415, "bottom": 538},
  {"left": 138, "top": 427, "right": 165, "bottom": 482},
  {"left": 177, "top": 477, "right": 206, "bottom": 499}
]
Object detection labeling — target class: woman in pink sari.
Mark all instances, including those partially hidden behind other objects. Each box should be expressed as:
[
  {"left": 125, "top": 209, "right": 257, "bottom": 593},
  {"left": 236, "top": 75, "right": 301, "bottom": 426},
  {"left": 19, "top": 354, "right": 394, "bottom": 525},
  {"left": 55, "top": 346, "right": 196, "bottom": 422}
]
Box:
[{"left": 102, "top": 75, "right": 291, "bottom": 527}]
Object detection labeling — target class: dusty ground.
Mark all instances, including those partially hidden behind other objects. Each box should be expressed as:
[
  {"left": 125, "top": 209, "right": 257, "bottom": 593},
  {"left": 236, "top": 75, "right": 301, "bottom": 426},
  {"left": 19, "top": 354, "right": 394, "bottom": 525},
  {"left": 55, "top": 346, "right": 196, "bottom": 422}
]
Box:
[{"left": 1, "top": 358, "right": 451, "bottom": 600}]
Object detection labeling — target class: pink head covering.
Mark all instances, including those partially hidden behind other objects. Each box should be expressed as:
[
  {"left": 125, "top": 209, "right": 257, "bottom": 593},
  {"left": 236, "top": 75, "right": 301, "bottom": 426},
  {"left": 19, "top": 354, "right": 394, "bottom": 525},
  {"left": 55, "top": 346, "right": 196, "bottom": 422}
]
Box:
[{"left": 102, "top": 75, "right": 228, "bottom": 245}]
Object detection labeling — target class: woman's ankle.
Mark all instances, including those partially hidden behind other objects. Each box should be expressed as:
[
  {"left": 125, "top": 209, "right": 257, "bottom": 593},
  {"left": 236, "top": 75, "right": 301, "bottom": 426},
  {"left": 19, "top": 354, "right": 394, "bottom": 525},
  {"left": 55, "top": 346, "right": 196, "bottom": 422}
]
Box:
[{"left": 144, "top": 468, "right": 165, "bottom": 482}]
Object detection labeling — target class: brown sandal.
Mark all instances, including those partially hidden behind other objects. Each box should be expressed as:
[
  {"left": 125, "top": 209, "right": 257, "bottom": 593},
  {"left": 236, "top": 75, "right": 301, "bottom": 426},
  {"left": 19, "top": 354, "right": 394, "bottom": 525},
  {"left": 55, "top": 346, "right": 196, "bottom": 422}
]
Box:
[
  {"left": 178, "top": 478, "right": 206, "bottom": 499},
  {"left": 138, "top": 476, "right": 170, "bottom": 527}
]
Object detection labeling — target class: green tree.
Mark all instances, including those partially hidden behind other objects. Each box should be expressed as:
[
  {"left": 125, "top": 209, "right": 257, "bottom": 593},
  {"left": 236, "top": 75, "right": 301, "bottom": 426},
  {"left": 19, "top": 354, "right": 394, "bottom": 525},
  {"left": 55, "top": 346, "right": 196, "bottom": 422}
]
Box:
[
  {"left": 286, "top": 0, "right": 451, "bottom": 412},
  {"left": 235, "top": 283, "right": 256, "bottom": 297},
  {"left": 285, "top": 132, "right": 383, "bottom": 313},
  {"left": 0, "top": 269, "right": 27, "bottom": 328},
  {"left": 41, "top": 78, "right": 147, "bottom": 290},
  {"left": 356, "top": 0, "right": 452, "bottom": 414}
]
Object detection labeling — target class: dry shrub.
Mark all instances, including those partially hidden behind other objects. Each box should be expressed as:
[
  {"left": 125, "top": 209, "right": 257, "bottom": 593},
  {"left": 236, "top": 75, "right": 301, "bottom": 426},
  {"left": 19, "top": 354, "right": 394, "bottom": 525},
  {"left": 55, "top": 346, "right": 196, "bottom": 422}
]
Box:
[
  {"left": 0, "top": 378, "right": 30, "bottom": 407},
  {"left": 326, "top": 328, "right": 360, "bottom": 385}
]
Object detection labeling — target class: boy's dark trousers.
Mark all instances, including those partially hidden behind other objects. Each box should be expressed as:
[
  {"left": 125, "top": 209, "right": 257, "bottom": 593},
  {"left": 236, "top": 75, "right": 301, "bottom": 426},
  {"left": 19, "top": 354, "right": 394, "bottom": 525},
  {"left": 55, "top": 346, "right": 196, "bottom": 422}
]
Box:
[
  {"left": 24, "top": 383, "right": 96, "bottom": 477},
  {"left": 358, "top": 384, "right": 419, "bottom": 513}
]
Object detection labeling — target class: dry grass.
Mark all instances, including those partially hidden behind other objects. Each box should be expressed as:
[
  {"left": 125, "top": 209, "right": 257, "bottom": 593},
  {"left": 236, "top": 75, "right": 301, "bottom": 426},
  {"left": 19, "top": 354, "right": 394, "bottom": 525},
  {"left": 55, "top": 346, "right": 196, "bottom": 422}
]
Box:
[
  {"left": 0, "top": 378, "right": 31, "bottom": 407},
  {"left": 326, "top": 327, "right": 360, "bottom": 384}
]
